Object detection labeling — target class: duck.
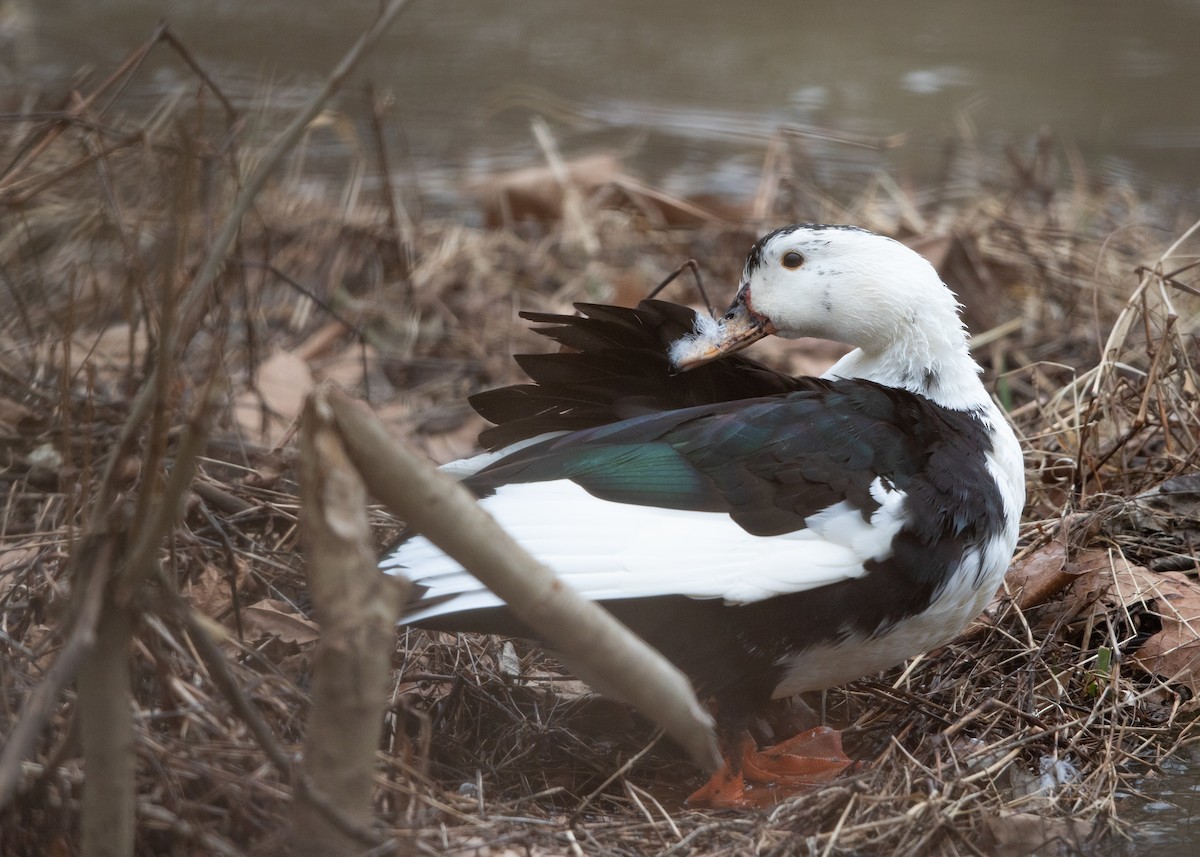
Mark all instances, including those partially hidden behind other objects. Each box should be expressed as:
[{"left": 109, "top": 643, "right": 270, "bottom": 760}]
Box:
[{"left": 381, "top": 223, "right": 1026, "bottom": 806}]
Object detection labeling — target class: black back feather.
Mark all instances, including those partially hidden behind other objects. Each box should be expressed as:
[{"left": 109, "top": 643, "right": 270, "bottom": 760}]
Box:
[{"left": 471, "top": 300, "right": 806, "bottom": 449}]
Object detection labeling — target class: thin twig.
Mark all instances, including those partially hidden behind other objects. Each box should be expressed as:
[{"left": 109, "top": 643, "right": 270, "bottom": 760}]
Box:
[{"left": 0, "top": 536, "right": 114, "bottom": 808}]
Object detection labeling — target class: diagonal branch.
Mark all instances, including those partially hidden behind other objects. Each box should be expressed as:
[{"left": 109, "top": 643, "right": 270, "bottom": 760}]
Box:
[{"left": 324, "top": 385, "right": 721, "bottom": 773}]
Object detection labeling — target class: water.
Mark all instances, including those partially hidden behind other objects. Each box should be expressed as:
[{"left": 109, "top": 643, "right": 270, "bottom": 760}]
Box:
[
  {"left": 14, "top": 0, "right": 1200, "bottom": 215},
  {"left": 1121, "top": 747, "right": 1200, "bottom": 856}
]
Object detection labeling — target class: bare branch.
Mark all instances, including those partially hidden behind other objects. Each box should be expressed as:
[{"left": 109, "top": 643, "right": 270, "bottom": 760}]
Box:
[
  {"left": 78, "top": 601, "right": 137, "bottom": 857},
  {"left": 324, "top": 386, "right": 721, "bottom": 773},
  {"left": 290, "top": 390, "right": 410, "bottom": 856}
]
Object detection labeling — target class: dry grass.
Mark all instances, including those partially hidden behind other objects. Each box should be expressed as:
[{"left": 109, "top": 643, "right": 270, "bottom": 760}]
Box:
[{"left": 2, "top": 46, "right": 1199, "bottom": 857}]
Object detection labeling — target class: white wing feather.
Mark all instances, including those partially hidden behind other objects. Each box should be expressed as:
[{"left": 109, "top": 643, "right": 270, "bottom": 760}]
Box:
[{"left": 382, "top": 478, "right": 910, "bottom": 624}]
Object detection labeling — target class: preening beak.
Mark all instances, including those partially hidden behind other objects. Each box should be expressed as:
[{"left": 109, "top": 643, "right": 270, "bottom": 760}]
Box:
[{"left": 673, "top": 287, "right": 776, "bottom": 371}]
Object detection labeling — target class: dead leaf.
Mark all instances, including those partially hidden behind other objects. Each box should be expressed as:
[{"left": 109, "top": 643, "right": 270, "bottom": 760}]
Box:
[
  {"left": 233, "top": 349, "right": 315, "bottom": 447},
  {"left": 242, "top": 598, "right": 320, "bottom": 645},
  {"left": 313, "top": 342, "right": 378, "bottom": 389},
  {"left": 1004, "top": 539, "right": 1070, "bottom": 610},
  {"left": 1063, "top": 550, "right": 1200, "bottom": 696},
  {"left": 985, "top": 811, "right": 1093, "bottom": 857},
  {"left": 1128, "top": 571, "right": 1200, "bottom": 696},
  {"left": 185, "top": 561, "right": 251, "bottom": 617}
]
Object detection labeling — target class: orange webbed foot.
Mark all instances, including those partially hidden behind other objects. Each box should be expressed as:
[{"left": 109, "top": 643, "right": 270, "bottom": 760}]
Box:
[
  {"left": 685, "top": 745, "right": 751, "bottom": 807},
  {"left": 687, "top": 729, "right": 852, "bottom": 808},
  {"left": 745, "top": 726, "right": 851, "bottom": 785}
]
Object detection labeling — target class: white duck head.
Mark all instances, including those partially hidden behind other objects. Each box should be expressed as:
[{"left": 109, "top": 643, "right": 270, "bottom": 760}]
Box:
[{"left": 671, "top": 224, "right": 989, "bottom": 412}]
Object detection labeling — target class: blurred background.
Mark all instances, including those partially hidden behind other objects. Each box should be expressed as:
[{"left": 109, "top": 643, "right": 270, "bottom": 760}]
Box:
[{"left": 13, "top": 0, "right": 1200, "bottom": 215}]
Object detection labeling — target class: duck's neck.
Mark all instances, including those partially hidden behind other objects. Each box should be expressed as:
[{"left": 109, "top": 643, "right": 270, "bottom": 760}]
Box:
[
  {"left": 824, "top": 334, "right": 994, "bottom": 414},
  {"left": 823, "top": 305, "right": 1026, "bottom": 550}
]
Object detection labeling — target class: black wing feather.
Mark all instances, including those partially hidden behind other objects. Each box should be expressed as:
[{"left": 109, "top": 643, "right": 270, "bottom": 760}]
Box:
[
  {"left": 472, "top": 300, "right": 808, "bottom": 449},
  {"left": 468, "top": 380, "right": 997, "bottom": 540}
]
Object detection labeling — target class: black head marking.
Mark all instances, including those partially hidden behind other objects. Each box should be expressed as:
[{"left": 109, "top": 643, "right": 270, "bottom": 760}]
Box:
[
  {"left": 743, "top": 223, "right": 876, "bottom": 277},
  {"left": 744, "top": 225, "right": 803, "bottom": 277}
]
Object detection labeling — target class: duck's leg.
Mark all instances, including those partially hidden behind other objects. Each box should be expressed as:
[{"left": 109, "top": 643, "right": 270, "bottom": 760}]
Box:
[{"left": 687, "top": 727, "right": 851, "bottom": 808}]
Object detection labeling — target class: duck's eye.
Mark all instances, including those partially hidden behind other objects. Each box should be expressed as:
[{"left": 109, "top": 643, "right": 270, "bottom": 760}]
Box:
[{"left": 781, "top": 251, "right": 805, "bottom": 269}]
